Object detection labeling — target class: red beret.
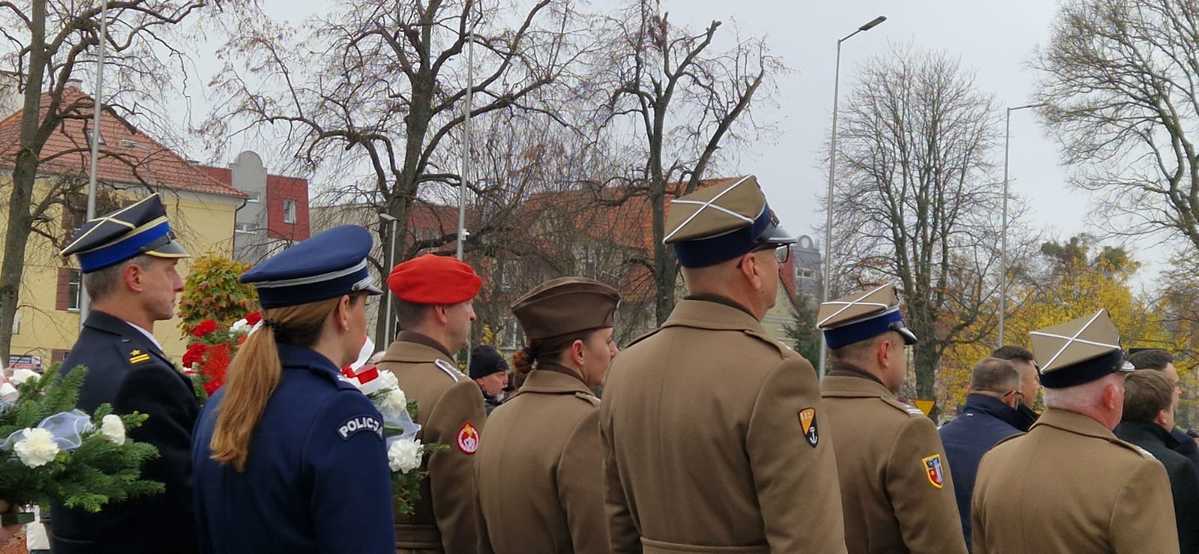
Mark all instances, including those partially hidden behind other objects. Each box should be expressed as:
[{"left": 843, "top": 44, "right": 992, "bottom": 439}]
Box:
[{"left": 388, "top": 254, "right": 483, "bottom": 305}]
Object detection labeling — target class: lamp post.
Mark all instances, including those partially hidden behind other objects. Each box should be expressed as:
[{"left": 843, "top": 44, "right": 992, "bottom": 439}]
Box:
[
  {"left": 379, "top": 212, "right": 398, "bottom": 345},
  {"left": 80, "top": 1, "right": 111, "bottom": 326},
  {"left": 819, "top": 15, "right": 886, "bottom": 378},
  {"left": 998, "top": 103, "right": 1045, "bottom": 348}
]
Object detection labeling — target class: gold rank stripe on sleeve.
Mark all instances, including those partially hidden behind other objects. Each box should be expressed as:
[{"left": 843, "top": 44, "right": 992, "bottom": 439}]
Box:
[{"left": 129, "top": 353, "right": 152, "bottom": 365}]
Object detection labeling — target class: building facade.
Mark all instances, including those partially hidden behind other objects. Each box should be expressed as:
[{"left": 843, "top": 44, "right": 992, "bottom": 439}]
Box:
[
  {"left": 0, "top": 82, "right": 243, "bottom": 367},
  {"left": 200, "top": 151, "right": 310, "bottom": 265}
]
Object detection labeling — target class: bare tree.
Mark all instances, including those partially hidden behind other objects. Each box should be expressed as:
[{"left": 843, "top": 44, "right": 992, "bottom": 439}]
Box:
[
  {"left": 598, "top": 0, "right": 782, "bottom": 324},
  {"left": 1036, "top": 0, "right": 1199, "bottom": 250},
  {"left": 830, "top": 49, "right": 1004, "bottom": 401},
  {"left": 0, "top": 0, "right": 208, "bottom": 358},
  {"left": 204, "top": 0, "right": 590, "bottom": 344}
]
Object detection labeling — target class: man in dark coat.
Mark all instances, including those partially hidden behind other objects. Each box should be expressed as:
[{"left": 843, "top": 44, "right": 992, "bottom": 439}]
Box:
[
  {"left": 471, "top": 345, "right": 509, "bottom": 415},
  {"left": 51, "top": 195, "right": 199, "bottom": 554},
  {"left": 1115, "top": 370, "right": 1199, "bottom": 554},
  {"left": 990, "top": 346, "right": 1040, "bottom": 431},
  {"left": 939, "top": 357, "right": 1025, "bottom": 548},
  {"left": 1128, "top": 349, "right": 1199, "bottom": 469}
]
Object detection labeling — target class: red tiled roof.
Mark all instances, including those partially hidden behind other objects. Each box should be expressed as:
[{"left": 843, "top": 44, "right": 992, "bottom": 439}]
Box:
[{"left": 0, "top": 86, "right": 245, "bottom": 198}]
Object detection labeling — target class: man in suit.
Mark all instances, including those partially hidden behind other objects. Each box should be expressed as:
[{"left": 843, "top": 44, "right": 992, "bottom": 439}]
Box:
[
  {"left": 989, "top": 345, "right": 1040, "bottom": 431},
  {"left": 817, "top": 284, "right": 967, "bottom": 554},
  {"left": 1115, "top": 370, "right": 1199, "bottom": 553},
  {"left": 972, "top": 310, "right": 1178, "bottom": 553},
  {"left": 938, "top": 358, "right": 1025, "bottom": 548},
  {"left": 51, "top": 194, "right": 200, "bottom": 554},
  {"left": 376, "top": 254, "right": 487, "bottom": 553},
  {"left": 600, "top": 176, "right": 848, "bottom": 553}
]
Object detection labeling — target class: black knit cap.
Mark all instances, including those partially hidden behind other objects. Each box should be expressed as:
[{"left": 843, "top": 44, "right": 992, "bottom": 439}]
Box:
[{"left": 470, "top": 345, "right": 508, "bottom": 380}]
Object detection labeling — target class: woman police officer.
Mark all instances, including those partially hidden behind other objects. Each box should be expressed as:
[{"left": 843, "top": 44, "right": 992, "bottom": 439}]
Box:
[
  {"left": 475, "top": 277, "right": 622, "bottom": 554},
  {"left": 191, "top": 225, "right": 395, "bottom": 553}
]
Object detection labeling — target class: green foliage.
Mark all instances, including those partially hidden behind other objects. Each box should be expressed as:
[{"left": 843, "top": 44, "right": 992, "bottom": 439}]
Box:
[
  {"left": 177, "top": 254, "right": 256, "bottom": 334},
  {"left": 0, "top": 365, "right": 163, "bottom": 512},
  {"left": 784, "top": 293, "right": 821, "bottom": 364}
]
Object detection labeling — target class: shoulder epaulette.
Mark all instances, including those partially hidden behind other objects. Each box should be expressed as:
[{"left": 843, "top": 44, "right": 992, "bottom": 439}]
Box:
[
  {"left": 881, "top": 396, "right": 926, "bottom": 417},
  {"left": 1111, "top": 438, "right": 1156, "bottom": 460},
  {"left": 573, "top": 391, "right": 600, "bottom": 406}
]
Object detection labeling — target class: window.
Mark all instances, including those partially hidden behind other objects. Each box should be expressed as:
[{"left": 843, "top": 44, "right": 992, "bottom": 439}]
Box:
[
  {"left": 283, "top": 199, "right": 297, "bottom": 224},
  {"left": 11, "top": 310, "right": 19, "bottom": 335},
  {"left": 235, "top": 223, "right": 256, "bottom": 234},
  {"left": 246, "top": 191, "right": 261, "bottom": 203},
  {"left": 67, "top": 269, "right": 82, "bottom": 311},
  {"left": 57, "top": 268, "right": 82, "bottom": 312},
  {"left": 798, "top": 268, "right": 815, "bottom": 279},
  {"left": 51, "top": 349, "right": 69, "bottom": 367},
  {"left": 501, "top": 318, "right": 522, "bottom": 350}
]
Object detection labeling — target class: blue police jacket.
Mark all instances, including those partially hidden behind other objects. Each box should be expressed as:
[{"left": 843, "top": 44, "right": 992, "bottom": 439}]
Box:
[
  {"left": 192, "top": 343, "right": 395, "bottom": 554},
  {"left": 938, "top": 394, "right": 1024, "bottom": 549}
]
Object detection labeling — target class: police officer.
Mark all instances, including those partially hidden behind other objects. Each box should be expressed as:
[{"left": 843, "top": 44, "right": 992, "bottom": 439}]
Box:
[
  {"left": 477, "top": 277, "right": 621, "bottom": 554},
  {"left": 972, "top": 310, "right": 1178, "bottom": 553},
  {"left": 376, "top": 254, "right": 486, "bottom": 553},
  {"left": 53, "top": 194, "right": 199, "bottom": 554},
  {"left": 817, "top": 284, "right": 967, "bottom": 554},
  {"left": 191, "top": 225, "right": 395, "bottom": 553},
  {"left": 600, "top": 176, "right": 848, "bottom": 552}
]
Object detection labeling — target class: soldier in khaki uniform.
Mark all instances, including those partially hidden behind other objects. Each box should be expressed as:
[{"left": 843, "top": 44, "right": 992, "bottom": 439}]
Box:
[
  {"left": 376, "top": 254, "right": 487, "bottom": 553},
  {"left": 600, "top": 176, "right": 848, "bottom": 553},
  {"left": 817, "top": 284, "right": 967, "bottom": 554},
  {"left": 477, "top": 277, "right": 622, "bottom": 554},
  {"left": 971, "top": 310, "right": 1178, "bottom": 554}
]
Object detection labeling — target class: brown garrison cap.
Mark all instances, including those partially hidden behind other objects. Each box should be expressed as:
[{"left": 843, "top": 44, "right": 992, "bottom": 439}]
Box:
[
  {"left": 1029, "top": 309, "right": 1132, "bottom": 389},
  {"left": 511, "top": 277, "right": 621, "bottom": 341},
  {"left": 816, "top": 283, "right": 918, "bottom": 349},
  {"left": 664, "top": 175, "right": 794, "bottom": 267}
]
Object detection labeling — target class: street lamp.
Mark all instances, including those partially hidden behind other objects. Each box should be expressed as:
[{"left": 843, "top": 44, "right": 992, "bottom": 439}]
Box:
[
  {"left": 820, "top": 15, "right": 887, "bottom": 378},
  {"left": 998, "top": 103, "right": 1045, "bottom": 349},
  {"left": 379, "top": 212, "right": 398, "bottom": 345}
]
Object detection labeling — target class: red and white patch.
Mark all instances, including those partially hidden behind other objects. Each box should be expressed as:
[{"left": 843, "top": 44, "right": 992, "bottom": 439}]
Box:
[{"left": 456, "top": 422, "right": 480, "bottom": 455}]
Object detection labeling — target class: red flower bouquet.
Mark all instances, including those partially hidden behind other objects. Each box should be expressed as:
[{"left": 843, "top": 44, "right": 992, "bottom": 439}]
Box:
[{"left": 182, "top": 313, "right": 260, "bottom": 401}]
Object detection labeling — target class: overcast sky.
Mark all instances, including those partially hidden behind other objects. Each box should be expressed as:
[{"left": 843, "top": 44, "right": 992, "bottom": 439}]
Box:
[{"left": 186, "top": 0, "right": 1175, "bottom": 289}]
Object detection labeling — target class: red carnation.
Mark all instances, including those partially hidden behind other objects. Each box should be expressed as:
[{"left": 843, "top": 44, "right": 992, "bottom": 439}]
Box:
[
  {"left": 182, "top": 343, "right": 208, "bottom": 368},
  {"left": 191, "top": 319, "right": 218, "bottom": 338},
  {"left": 244, "top": 312, "right": 262, "bottom": 326},
  {"left": 201, "top": 343, "right": 232, "bottom": 395}
]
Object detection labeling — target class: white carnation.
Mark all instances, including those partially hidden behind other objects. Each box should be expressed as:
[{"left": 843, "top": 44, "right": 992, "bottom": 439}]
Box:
[
  {"left": 10, "top": 369, "right": 39, "bottom": 386},
  {"left": 387, "top": 439, "right": 423, "bottom": 474},
  {"left": 230, "top": 318, "right": 250, "bottom": 334},
  {"left": 14, "top": 428, "right": 58, "bottom": 468},
  {"left": 377, "top": 371, "right": 398, "bottom": 391},
  {"left": 100, "top": 414, "right": 126, "bottom": 446},
  {"left": 379, "top": 388, "right": 408, "bottom": 419}
]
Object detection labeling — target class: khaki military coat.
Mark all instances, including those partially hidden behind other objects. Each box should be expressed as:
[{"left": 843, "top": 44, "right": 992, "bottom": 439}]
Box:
[
  {"left": 971, "top": 407, "right": 1178, "bottom": 554},
  {"left": 599, "top": 297, "right": 848, "bottom": 554},
  {"left": 820, "top": 367, "right": 967, "bottom": 554},
  {"left": 377, "top": 332, "right": 487, "bottom": 554},
  {"left": 476, "top": 366, "right": 607, "bottom": 554}
]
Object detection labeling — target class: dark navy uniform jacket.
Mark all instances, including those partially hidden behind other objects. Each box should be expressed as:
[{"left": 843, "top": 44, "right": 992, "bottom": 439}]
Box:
[
  {"left": 938, "top": 394, "right": 1024, "bottom": 549},
  {"left": 192, "top": 343, "right": 395, "bottom": 554},
  {"left": 50, "top": 310, "right": 200, "bottom": 554}
]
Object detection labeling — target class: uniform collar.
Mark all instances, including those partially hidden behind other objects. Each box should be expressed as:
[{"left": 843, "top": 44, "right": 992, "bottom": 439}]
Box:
[
  {"left": 821, "top": 368, "right": 894, "bottom": 399},
  {"left": 663, "top": 297, "right": 764, "bottom": 333},
  {"left": 85, "top": 309, "right": 170, "bottom": 362},
  {"left": 514, "top": 367, "right": 592, "bottom": 397},
  {"left": 276, "top": 342, "right": 341, "bottom": 382},
  {"left": 380, "top": 333, "right": 454, "bottom": 364},
  {"left": 1032, "top": 407, "right": 1118, "bottom": 441},
  {"left": 388, "top": 331, "right": 454, "bottom": 361},
  {"left": 683, "top": 293, "right": 757, "bottom": 319}
]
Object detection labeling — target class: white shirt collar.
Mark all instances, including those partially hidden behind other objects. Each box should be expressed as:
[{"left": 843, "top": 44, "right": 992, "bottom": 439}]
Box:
[{"left": 127, "top": 321, "right": 163, "bottom": 352}]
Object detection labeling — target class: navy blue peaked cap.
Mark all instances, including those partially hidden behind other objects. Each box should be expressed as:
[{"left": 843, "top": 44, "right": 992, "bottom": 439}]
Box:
[
  {"left": 60, "top": 194, "right": 189, "bottom": 273},
  {"left": 241, "top": 225, "right": 383, "bottom": 309}
]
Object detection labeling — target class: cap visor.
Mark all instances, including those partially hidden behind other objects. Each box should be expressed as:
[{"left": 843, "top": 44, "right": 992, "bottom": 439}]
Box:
[
  {"left": 144, "top": 239, "right": 190, "bottom": 259},
  {"left": 758, "top": 223, "right": 797, "bottom": 245},
  {"left": 892, "top": 324, "right": 919, "bottom": 345},
  {"left": 355, "top": 281, "right": 384, "bottom": 296}
]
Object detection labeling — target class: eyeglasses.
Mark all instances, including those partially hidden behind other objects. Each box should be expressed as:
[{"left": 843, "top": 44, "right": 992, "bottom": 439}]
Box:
[{"left": 749, "top": 243, "right": 791, "bottom": 264}]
